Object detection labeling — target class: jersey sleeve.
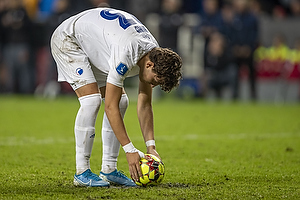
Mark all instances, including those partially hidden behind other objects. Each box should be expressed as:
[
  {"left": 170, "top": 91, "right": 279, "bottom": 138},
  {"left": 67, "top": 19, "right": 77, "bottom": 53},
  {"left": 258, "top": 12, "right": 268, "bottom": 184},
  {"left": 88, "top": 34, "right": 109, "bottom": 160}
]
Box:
[
  {"left": 107, "top": 35, "right": 158, "bottom": 88},
  {"left": 106, "top": 45, "right": 134, "bottom": 88}
]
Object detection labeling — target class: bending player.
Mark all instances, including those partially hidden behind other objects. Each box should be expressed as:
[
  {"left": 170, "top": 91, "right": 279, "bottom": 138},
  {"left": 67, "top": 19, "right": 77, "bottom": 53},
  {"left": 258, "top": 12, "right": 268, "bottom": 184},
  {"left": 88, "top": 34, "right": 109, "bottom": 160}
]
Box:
[{"left": 50, "top": 7, "right": 182, "bottom": 187}]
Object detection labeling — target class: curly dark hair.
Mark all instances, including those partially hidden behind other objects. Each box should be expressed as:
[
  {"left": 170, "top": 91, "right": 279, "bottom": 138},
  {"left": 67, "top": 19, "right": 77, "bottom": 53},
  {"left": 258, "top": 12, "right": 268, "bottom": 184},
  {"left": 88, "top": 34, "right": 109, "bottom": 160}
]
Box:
[{"left": 149, "top": 47, "right": 183, "bottom": 92}]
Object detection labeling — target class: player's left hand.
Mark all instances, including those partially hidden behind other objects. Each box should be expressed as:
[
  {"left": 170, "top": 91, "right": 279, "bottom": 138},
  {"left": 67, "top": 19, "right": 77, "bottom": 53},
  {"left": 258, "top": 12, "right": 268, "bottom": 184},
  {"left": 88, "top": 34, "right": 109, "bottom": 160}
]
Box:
[{"left": 147, "top": 146, "right": 161, "bottom": 160}]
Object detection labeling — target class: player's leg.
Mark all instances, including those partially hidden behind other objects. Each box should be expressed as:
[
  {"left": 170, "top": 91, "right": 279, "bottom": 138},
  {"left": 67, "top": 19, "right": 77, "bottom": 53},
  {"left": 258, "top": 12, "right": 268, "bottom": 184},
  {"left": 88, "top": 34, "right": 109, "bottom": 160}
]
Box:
[
  {"left": 74, "top": 83, "right": 100, "bottom": 175},
  {"left": 100, "top": 87, "right": 126, "bottom": 173},
  {"left": 73, "top": 83, "right": 110, "bottom": 187},
  {"left": 99, "top": 87, "right": 136, "bottom": 187},
  {"left": 51, "top": 30, "right": 109, "bottom": 187}
]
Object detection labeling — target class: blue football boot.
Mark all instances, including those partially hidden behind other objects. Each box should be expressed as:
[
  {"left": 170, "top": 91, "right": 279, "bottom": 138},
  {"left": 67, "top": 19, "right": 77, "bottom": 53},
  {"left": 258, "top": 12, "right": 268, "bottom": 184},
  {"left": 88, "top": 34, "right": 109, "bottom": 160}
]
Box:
[
  {"left": 100, "top": 169, "right": 137, "bottom": 187},
  {"left": 74, "top": 169, "right": 110, "bottom": 187}
]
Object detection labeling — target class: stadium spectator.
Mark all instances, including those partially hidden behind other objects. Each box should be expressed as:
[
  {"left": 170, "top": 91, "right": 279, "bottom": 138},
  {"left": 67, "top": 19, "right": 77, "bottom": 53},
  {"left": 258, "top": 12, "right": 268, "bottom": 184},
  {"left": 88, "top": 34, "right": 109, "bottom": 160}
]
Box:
[
  {"left": 90, "top": 0, "right": 110, "bottom": 8},
  {"left": 254, "top": 34, "right": 300, "bottom": 80},
  {"left": 231, "top": 0, "right": 259, "bottom": 101},
  {"left": 34, "top": 0, "right": 74, "bottom": 96},
  {"left": 0, "top": 0, "right": 6, "bottom": 92},
  {"left": 196, "top": 0, "right": 223, "bottom": 69},
  {"left": 288, "top": 38, "right": 300, "bottom": 79},
  {"left": 254, "top": 34, "right": 289, "bottom": 78},
  {"left": 46, "top": 0, "right": 73, "bottom": 38},
  {"left": 0, "top": 0, "right": 34, "bottom": 93},
  {"left": 290, "top": 38, "right": 300, "bottom": 64},
  {"left": 37, "top": 0, "right": 56, "bottom": 21},
  {"left": 289, "top": 0, "right": 300, "bottom": 17},
  {"left": 220, "top": 1, "right": 236, "bottom": 52},
  {"left": 158, "top": 0, "right": 183, "bottom": 52},
  {"left": 249, "top": 0, "right": 265, "bottom": 17},
  {"left": 269, "top": 34, "right": 289, "bottom": 62},
  {"left": 198, "top": 0, "right": 223, "bottom": 38},
  {"left": 204, "top": 31, "right": 237, "bottom": 99},
  {"left": 272, "top": 5, "right": 287, "bottom": 19},
  {"left": 22, "top": 0, "right": 39, "bottom": 20},
  {"left": 124, "top": 0, "right": 160, "bottom": 23},
  {"left": 181, "top": 0, "right": 202, "bottom": 13}
]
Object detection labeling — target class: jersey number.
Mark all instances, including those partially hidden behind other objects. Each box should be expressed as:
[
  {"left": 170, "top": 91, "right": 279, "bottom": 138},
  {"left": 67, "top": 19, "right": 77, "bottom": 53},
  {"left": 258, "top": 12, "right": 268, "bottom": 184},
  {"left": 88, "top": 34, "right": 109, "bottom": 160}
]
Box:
[{"left": 100, "top": 9, "right": 136, "bottom": 30}]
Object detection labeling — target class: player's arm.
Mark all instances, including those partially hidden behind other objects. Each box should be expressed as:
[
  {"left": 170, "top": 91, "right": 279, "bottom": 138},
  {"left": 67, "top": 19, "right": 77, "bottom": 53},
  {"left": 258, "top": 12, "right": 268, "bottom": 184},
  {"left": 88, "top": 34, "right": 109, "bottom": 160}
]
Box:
[
  {"left": 137, "top": 80, "right": 160, "bottom": 159},
  {"left": 104, "top": 82, "right": 143, "bottom": 181}
]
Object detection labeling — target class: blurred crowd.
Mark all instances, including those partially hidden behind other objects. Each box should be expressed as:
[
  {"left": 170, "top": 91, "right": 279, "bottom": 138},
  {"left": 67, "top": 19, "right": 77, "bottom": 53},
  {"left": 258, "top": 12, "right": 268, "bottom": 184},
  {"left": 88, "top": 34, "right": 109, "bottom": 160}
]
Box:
[
  {"left": 194, "top": 0, "right": 300, "bottom": 100},
  {"left": 0, "top": 0, "right": 299, "bottom": 100}
]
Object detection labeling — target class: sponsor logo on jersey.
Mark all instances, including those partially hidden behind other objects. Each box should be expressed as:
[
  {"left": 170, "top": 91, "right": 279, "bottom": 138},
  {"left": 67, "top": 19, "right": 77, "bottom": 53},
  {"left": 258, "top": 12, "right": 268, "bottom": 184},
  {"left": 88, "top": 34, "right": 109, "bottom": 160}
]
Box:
[
  {"left": 76, "top": 68, "right": 83, "bottom": 75},
  {"left": 116, "top": 63, "right": 128, "bottom": 76}
]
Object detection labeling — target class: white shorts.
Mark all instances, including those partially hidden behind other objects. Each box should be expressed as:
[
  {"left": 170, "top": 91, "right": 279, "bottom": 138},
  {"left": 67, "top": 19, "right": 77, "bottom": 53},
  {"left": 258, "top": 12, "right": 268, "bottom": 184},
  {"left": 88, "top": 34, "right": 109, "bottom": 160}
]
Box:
[{"left": 50, "top": 30, "right": 107, "bottom": 91}]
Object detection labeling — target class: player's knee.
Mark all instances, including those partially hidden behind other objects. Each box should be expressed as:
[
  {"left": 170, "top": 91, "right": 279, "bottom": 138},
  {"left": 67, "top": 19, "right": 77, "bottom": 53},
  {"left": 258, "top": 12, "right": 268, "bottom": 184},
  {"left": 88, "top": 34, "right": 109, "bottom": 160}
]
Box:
[
  {"left": 119, "top": 94, "right": 128, "bottom": 118},
  {"left": 119, "top": 94, "right": 129, "bottom": 110},
  {"left": 79, "top": 93, "right": 102, "bottom": 111}
]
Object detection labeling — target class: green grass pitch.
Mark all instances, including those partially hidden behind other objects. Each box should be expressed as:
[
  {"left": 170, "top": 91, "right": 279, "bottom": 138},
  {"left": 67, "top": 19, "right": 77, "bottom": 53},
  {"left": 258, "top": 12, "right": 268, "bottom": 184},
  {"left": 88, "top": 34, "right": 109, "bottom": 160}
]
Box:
[{"left": 0, "top": 95, "right": 299, "bottom": 199}]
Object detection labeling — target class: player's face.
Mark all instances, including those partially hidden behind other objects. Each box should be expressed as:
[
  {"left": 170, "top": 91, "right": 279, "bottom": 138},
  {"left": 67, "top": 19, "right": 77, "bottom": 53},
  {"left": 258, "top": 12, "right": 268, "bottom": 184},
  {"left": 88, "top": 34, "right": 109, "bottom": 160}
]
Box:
[
  {"left": 140, "top": 64, "right": 160, "bottom": 88},
  {"left": 146, "top": 72, "right": 160, "bottom": 88}
]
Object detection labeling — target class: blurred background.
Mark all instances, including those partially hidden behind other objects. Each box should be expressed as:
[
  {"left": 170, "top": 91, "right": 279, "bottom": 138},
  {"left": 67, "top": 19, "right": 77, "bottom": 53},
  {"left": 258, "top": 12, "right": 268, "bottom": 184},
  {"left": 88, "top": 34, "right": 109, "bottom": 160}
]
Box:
[{"left": 0, "top": 0, "right": 299, "bottom": 103}]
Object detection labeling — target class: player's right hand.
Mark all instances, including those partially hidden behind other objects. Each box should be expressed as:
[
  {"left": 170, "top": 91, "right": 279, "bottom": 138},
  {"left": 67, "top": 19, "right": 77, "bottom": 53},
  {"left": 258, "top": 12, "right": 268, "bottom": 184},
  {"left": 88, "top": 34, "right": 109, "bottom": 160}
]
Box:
[
  {"left": 123, "top": 142, "right": 146, "bottom": 182},
  {"left": 126, "top": 152, "right": 143, "bottom": 182}
]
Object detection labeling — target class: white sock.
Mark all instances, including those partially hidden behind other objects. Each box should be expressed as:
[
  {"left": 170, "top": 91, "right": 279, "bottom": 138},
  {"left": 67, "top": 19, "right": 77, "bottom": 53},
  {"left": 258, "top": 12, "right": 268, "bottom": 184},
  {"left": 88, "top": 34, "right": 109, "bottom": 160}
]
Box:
[
  {"left": 101, "top": 94, "right": 128, "bottom": 174},
  {"left": 75, "top": 93, "right": 101, "bottom": 175}
]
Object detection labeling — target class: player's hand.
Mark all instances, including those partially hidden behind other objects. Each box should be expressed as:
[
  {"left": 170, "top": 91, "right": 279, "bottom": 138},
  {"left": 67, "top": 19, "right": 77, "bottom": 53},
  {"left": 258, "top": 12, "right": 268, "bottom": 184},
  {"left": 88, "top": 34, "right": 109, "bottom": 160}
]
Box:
[
  {"left": 126, "top": 152, "right": 143, "bottom": 182},
  {"left": 147, "top": 146, "right": 161, "bottom": 160}
]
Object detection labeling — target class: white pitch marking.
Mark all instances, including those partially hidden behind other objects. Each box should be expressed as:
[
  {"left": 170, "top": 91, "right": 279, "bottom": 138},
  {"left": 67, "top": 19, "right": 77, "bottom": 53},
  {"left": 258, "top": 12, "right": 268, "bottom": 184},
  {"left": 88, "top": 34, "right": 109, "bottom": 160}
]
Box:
[{"left": 0, "top": 136, "right": 74, "bottom": 146}]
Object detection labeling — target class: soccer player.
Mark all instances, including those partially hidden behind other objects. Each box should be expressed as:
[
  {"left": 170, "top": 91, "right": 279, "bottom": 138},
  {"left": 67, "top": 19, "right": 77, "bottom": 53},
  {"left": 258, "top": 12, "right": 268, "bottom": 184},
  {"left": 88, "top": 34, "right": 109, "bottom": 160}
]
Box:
[{"left": 50, "top": 7, "right": 182, "bottom": 187}]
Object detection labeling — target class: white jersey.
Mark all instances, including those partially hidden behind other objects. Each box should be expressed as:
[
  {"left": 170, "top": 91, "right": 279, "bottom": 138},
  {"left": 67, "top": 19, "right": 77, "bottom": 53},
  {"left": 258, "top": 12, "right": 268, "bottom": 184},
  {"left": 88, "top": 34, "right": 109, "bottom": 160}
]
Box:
[{"left": 52, "top": 8, "right": 159, "bottom": 88}]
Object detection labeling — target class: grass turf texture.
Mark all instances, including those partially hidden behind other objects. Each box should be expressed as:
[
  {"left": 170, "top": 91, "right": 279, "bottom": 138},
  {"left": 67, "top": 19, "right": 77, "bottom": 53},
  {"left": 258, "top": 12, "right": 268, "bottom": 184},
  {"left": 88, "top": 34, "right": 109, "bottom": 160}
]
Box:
[{"left": 0, "top": 95, "right": 299, "bottom": 199}]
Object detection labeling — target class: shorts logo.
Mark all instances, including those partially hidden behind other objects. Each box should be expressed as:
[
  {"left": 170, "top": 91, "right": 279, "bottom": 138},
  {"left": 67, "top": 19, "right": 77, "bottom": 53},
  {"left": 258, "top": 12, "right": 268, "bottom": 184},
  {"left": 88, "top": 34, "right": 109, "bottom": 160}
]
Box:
[
  {"left": 116, "top": 63, "right": 128, "bottom": 76},
  {"left": 76, "top": 68, "right": 83, "bottom": 75}
]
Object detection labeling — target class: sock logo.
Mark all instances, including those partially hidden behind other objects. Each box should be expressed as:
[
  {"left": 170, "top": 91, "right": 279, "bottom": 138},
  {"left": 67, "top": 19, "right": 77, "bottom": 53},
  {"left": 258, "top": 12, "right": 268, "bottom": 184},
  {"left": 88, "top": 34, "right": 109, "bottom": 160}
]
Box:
[
  {"left": 76, "top": 68, "right": 83, "bottom": 75},
  {"left": 90, "top": 133, "right": 95, "bottom": 138}
]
